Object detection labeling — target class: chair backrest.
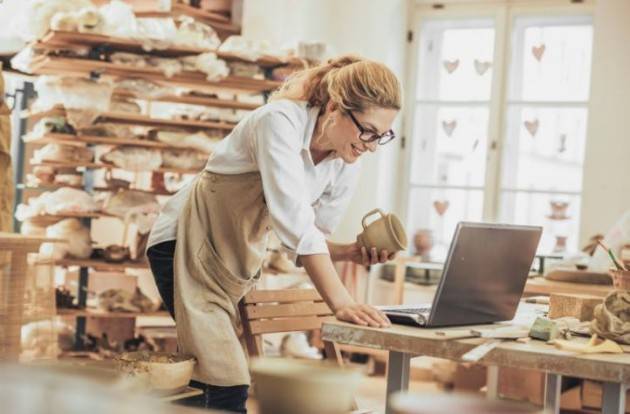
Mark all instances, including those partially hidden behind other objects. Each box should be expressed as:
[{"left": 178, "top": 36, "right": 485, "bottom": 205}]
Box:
[{"left": 240, "top": 288, "right": 333, "bottom": 336}]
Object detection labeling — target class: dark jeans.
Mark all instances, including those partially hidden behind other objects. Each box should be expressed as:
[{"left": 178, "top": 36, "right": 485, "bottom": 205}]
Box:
[
  {"left": 147, "top": 240, "right": 177, "bottom": 318},
  {"left": 146, "top": 241, "right": 249, "bottom": 413}
]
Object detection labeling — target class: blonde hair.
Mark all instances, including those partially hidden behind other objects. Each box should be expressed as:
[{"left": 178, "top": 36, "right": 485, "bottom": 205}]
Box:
[{"left": 270, "top": 54, "right": 401, "bottom": 112}]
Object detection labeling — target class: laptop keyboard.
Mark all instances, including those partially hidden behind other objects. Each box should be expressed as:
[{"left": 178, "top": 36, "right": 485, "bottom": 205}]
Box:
[{"left": 386, "top": 307, "right": 431, "bottom": 314}]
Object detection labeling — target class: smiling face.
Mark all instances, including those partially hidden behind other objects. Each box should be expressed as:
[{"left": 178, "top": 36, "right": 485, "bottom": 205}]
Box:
[{"left": 315, "top": 102, "right": 399, "bottom": 163}]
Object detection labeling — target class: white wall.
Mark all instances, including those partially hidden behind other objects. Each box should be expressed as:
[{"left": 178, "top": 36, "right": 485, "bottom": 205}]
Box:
[
  {"left": 579, "top": 0, "right": 630, "bottom": 244},
  {"left": 242, "top": 0, "right": 409, "bottom": 242}
]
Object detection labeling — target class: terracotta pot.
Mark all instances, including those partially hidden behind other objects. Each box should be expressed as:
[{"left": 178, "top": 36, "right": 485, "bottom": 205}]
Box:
[
  {"left": 413, "top": 229, "right": 433, "bottom": 258},
  {"left": 609, "top": 269, "right": 630, "bottom": 290}
]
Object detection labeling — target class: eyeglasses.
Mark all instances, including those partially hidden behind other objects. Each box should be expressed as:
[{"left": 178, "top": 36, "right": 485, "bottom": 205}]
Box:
[{"left": 347, "top": 111, "right": 396, "bottom": 145}]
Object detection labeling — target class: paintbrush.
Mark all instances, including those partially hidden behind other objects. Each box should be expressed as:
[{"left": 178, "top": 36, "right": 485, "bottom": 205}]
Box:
[{"left": 597, "top": 240, "right": 627, "bottom": 271}]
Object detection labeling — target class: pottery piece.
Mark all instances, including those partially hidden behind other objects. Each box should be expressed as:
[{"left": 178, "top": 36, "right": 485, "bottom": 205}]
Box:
[
  {"left": 250, "top": 358, "right": 361, "bottom": 414},
  {"left": 357, "top": 209, "right": 407, "bottom": 253}
]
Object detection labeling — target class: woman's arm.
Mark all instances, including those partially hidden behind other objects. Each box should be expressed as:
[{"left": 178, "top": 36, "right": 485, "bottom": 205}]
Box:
[
  {"left": 299, "top": 253, "right": 390, "bottom": 328},
  {"left": 327, "top": 240, "right": 396, "bottom": 266}
]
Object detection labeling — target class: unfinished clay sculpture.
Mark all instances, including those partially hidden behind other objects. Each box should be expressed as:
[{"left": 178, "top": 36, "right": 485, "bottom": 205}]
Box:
[{"left": 591, "top": 291, "right": 630, "bottom": 345}]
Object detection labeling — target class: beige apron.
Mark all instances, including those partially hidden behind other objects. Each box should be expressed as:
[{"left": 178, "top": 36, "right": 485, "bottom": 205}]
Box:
[{"left": 174, "top": 170, "right": 271, "bottom": 386}]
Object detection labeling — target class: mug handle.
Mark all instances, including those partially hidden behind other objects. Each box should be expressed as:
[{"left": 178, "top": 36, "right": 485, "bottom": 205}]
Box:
[{"left": 362, "top": 208, "right": 385, "bottom": 230}]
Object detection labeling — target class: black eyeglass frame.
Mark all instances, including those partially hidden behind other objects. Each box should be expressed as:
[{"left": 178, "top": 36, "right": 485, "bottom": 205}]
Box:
[{"left": 347, "top": 111, "right": 396, "bottom": 145}]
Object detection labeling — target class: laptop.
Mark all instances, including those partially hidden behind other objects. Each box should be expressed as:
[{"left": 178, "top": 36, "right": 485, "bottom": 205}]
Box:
[{"left": 379, "top": 222, "right": 542, "bottom": 327}]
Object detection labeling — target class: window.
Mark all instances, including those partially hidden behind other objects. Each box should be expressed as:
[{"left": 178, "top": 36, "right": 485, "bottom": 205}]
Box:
[{"left": 405, "top": 9, "right": 593, "bottom": 260}]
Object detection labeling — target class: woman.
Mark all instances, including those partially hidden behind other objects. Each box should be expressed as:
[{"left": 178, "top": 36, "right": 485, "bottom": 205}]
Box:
[{"left": 146, "top": 54, "right": 401, "bottom": 412}]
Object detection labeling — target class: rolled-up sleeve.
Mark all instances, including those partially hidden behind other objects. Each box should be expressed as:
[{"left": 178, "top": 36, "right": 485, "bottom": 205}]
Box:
[
  {"left": 252, "top": 111, "right": 329, "bottom": 256},
  {"left": 313, "top": 162, "right": 360, "bottom": 236}
]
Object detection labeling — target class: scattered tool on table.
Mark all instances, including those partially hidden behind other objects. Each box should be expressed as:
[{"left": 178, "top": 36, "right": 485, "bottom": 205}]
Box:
[
  {"left": 597, "top": 240, "right": 627, "bottom": 271},
  {"left": 460, "top": 326, "right": 530, "bottom": 362},
  {"left": 525, "top": 296, "right": 550, "bottom": 305},
  {"left": 553, "top": 334, "right": 624, "bottom": 354}
]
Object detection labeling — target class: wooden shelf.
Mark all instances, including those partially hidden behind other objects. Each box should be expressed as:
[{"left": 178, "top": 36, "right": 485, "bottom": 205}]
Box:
[
  {"left": 29, "top": 56, "right": 282, "bottom": 94},
  {"left": 30, "top": 160, "right": 202, "bottom": 175},
  {"left": 28, "top": 211, "right": 106, "bottom": 220},
  {"left": 27, "top": 132, "right": 213, "bottom": 155},
  {"left": 114, "top": 89, "right": 260, "bottom": 111},
  {"left": 19, "top": 183, "right": 85, "bottom": 191},
  {"left": 92, "top": 186, "right": 175, "bottom": 196},
  {"left": 25, "top": 105, "right": 235, "bottom": 132},
  {"left": 21, "top": 183, "right": 176, "bottom": 197},
  {"left": 39, "top": 30, "right": 208, "bottom": 58},
  {"left": 37, "top": 257, "right": 149, "bottom": 271},
  {"left": 40, "top": 30, "right": 294, "bottom": 68},
  {"left": 57, "top": 308, "right": 171, "bottom": 319}
]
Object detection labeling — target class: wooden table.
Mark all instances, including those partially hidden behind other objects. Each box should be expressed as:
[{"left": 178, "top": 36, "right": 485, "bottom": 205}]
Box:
[
  {"left": 322, "top": 303, "right": 630, "bottom": 414},
  {"left": 0, "top": 233, "right": 62, "bottom": 360}
]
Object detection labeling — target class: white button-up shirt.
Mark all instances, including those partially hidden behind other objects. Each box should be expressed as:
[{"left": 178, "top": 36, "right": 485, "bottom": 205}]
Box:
[{"left": 147, "top": 99, "right": 360, "bottom": 256}]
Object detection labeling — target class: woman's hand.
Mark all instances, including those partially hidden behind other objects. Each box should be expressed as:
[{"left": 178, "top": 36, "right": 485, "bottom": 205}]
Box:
[
  {"left": 335, "top": 303, "right": 391, "bottom": 328},
  {"left": 346, "top": 241, "right": 396, "bottom": 266}
]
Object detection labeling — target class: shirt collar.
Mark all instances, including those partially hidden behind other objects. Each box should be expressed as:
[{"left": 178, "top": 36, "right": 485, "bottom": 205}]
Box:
[
  {"left": 302, "top": 104, "right": 338, "bottom": 165},
  {"left": 302, "top": 104, "right": 321, "bottom": 151}
]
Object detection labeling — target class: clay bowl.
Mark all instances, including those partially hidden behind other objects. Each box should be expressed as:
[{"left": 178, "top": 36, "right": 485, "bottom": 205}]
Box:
[
  {"left": 609, "top": 269, "right": 630, "bottom": 290},
  {"left": 115, "top": 351, "right": 195, "bottom": 395},
  {"left": 250, "top": 357, "right": 362, "bottom": 414}
]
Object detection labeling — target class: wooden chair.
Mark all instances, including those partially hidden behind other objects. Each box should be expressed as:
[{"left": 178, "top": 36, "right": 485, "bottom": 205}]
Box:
[{"left": 238, "top": 288, "right": 343, "bottom": 365}]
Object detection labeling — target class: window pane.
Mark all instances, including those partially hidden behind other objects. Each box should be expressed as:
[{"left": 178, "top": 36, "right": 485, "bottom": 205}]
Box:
[
  {"left": 412, "top": 105, "right": 489, "bottom": 187},
  {"left": 407, "top": 187, "right": 484, "bottom": 261},
  {"left": 501, "top": 106, "right": 588, "bottom": 192},
  {"left": 500, "top": 16, "right": 593, "bottom": 254},
  {"left": 511, "top": 18, "right": 593, "bottom": 101},
  {"left": 499, "top": 191, "right": 582, "bottom": 253},
  {"left": 417, "top": 21, "right": 495, "bottom": 101}
]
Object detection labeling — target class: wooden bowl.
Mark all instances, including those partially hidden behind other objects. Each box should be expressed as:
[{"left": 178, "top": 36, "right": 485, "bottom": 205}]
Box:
[
  {"left": 250, "top": 357, "right": 362, "bottom": 414},
  {"left": 115, "top": 351, "right": 195, "bottom": 395}
]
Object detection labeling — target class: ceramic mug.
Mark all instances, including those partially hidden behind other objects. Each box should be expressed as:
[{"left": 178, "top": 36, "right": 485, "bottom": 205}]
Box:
[{"left": 357, "top": 209, "right": 407, "bottom": 253}]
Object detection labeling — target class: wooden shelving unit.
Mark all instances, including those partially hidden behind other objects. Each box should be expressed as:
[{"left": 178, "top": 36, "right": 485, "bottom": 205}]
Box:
[{"left": 13, "top": 3, "right": 286, "bottom": 355}]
